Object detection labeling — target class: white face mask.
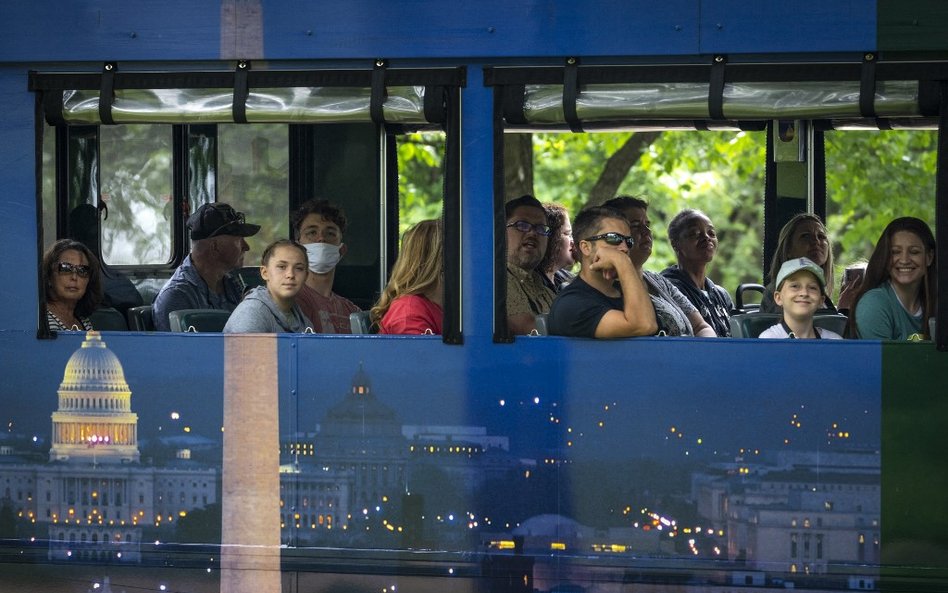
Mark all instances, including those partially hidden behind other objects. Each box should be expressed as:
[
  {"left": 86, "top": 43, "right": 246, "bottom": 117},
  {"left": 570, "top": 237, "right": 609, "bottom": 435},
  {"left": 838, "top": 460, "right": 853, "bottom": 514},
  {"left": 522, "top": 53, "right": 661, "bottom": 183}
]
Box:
[{"left": 304, "top": 242, "right": 342, "bottom": 274}]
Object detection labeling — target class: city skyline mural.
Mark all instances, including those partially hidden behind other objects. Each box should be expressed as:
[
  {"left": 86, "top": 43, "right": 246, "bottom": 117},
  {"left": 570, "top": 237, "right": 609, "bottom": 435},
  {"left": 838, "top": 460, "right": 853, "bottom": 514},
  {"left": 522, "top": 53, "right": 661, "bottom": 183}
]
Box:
[{"left": 0, "top": 332, "right": 882, "bottom": 592}]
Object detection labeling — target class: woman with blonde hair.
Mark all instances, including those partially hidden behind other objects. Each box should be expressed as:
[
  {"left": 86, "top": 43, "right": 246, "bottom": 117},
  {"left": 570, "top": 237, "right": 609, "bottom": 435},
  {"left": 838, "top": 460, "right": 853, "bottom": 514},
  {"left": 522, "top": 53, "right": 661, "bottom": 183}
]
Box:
[
  {"left": 371, "top": 219, "right": 443, "bottom": 335},
  {"left": 760, "top": 213, "right": 836, "bottom": 314}
]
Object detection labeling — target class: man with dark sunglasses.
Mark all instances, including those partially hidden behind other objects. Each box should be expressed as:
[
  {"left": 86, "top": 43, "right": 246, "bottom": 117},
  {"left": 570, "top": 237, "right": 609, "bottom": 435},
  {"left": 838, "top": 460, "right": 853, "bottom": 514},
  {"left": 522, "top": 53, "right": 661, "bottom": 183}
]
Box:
[
  {"left": 547, "top": 206, "right": 656, "bottom": 338},
  {"left": 153, "top": 203, "right": 260, "bottom": 331},
  {"left": 504, "top": 195, "right": 556, "bottom": 334}
]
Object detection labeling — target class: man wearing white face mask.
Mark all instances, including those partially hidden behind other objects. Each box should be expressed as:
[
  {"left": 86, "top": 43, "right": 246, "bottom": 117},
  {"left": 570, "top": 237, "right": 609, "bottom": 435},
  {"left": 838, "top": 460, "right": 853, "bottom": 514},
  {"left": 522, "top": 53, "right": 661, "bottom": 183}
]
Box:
[{"left": 291, "top": 199, "right": 361, "bottom": 333}]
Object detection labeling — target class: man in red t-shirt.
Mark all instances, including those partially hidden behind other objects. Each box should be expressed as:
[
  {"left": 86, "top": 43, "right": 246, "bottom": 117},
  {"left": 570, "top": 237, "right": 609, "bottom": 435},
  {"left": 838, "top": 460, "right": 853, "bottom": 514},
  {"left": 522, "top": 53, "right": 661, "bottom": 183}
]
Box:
[{"left": 291, "top": 199, "right": 360, "bottom": 333}]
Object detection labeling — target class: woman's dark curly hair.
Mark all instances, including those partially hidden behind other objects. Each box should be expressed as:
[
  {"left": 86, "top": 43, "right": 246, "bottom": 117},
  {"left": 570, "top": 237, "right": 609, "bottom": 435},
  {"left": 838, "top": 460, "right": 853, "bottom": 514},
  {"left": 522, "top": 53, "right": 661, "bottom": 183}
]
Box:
[{"left": 538, "top": 202, "right": 571, "bottom": 274}]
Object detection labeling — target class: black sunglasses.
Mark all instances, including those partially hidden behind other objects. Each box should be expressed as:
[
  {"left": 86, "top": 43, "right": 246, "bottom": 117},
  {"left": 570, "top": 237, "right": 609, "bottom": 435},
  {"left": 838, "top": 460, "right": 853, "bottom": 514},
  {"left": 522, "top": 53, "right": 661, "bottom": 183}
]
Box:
[
  {"left": 584, "top": 232, "right": 635, "bottom": 248},
  {"left": 506, "top": 220, "right": 553, "bottom": 237},
  {"left": 57, "top": 262, "right": 91, "bottom": 278}
]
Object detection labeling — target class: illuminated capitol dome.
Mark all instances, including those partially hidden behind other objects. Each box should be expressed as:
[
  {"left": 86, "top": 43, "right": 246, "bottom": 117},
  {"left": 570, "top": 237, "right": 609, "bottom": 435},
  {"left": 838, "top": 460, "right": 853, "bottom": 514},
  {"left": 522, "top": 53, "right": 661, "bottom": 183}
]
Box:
[{"left": 49, "top": 332, "right": 140, "bottom": 464}]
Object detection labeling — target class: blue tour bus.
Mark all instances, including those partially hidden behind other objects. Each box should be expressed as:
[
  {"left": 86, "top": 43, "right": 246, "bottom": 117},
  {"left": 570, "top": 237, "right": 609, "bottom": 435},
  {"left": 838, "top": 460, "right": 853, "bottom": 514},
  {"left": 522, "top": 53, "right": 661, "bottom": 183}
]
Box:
[{"left": 0, "top": 2, "right": 946, "bottom": 592}]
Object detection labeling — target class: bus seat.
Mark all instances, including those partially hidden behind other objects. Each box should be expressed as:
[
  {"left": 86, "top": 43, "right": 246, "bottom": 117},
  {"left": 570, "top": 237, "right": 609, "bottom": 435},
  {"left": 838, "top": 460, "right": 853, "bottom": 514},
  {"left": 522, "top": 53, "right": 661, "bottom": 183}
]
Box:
[
  {"left": 734, "top": 283, "right": 765, "bottom": 313},
  {"left": 127, "top": 305, "right": 155, "bottom": 331},
  {"left": 534, "top": 313, "right": 549, "bottom": 336},
  {"left": 729, "top": 313, "right": 780, "bottom": 338},
  {"left": 90, "top": 307, "right": 128, "bottom": 331},
  {"left": 349, "top": 311, "right": 373, "bottom": 334},
  {"left": 814, "top": 313, "right": 848, "bottom": 336},
  {"left": 730, "top": 312, "right": 849, "bottom": 338},
  {"left": 236, "top": 266, "right": 265, "bottom": 293},
  {"left": 168, "top": 309, "right": 231, "bottom": 333}
]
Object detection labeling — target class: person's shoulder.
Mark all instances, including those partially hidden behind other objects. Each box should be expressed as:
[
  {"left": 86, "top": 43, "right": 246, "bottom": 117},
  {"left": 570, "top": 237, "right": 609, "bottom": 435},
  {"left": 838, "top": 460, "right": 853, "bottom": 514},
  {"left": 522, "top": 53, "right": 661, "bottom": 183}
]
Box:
[
  {"left": 224, "top": 297, "right": 272, "bottom": 333},
  {"left": 818, "top": 328, "right": 844, "bottom": 340},
  {"left": 331, "top": 291, "right": 360, "bottom": 312},
  {"left": 860, "top": 284, "right": 890, "bottom": 303},
  {"left": 645, "top": 270, "right": 675, "bottom": 290},
  {"left": 758, "top": 324, "right": 785, "bottom": 339},
  {"left": 659, "top": 265, "right": 683, "bottom": 281}
]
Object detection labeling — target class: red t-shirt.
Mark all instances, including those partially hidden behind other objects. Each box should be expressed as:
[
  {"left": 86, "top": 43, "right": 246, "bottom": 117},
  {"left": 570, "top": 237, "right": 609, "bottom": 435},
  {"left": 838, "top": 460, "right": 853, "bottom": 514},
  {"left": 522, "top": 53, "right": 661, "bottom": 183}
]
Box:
[
  {"left": 379, "top": 295, "right": 443, "bottom": 335},
  {"left": 296, "top": 284, "right": 360, "bottom": 334}
]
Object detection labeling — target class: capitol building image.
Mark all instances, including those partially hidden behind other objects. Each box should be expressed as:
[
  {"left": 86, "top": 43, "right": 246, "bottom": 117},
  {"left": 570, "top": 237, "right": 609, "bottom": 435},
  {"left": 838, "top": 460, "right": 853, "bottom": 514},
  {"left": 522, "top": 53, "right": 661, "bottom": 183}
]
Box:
[{"left": 0, "top": 332, "right": 218, "bottom": 563}]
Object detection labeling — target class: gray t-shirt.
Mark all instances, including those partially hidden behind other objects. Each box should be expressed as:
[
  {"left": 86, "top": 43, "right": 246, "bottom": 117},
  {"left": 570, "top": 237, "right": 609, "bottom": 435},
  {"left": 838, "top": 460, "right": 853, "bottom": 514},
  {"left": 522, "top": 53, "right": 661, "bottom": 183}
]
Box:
[{"left": 644, "top": 271, "right": 696, "bottom": 336}]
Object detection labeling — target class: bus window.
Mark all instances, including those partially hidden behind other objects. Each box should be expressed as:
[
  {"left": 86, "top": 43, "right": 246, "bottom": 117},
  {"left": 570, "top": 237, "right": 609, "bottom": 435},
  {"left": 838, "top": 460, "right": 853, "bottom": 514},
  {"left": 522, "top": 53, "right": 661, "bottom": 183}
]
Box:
[
  {"left": 218, "top": 123, "right": 289, "bottom": 263},
  {"left": 825, "top": 128, "right": 937, "bottom": 296},
  {"left": 41, "top": 123, "right": 56, "bottom": 252},
  {"left": 99, "top": 124, "right": 174, "bottom": 266},
  {"left": 397, "top": 130, "right": 446, "bottom": 236}
]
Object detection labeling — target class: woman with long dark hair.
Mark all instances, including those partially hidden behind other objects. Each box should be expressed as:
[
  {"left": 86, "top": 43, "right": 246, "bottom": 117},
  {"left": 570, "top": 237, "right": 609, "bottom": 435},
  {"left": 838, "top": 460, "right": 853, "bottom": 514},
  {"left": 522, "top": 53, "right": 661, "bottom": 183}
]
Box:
[
  {"left": 851, "top": 217, "right": 936, "bottom": 340},
  {"left": 43, "top": 239, "right": 102, "bottom": 331},
  {"left": 537, "top": 203, "right": 576, "bottom": 293}
]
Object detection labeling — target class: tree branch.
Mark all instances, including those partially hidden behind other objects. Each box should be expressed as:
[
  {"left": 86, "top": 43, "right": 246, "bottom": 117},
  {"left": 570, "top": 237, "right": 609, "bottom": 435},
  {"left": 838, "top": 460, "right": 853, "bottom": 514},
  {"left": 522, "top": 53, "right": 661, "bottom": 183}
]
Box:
[{"left": 585, "top": 132, "right": 661, "bottom": 208}]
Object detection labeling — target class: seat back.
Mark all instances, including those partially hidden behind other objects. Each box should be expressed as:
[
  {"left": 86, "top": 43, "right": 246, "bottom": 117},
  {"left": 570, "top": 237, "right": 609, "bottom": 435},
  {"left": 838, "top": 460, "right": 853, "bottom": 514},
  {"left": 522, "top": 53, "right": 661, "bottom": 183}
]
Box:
[
  {"left": 734, "top": 283, "right": 765, "bottom": 313},
  {"left": 534, "top": 313, "right": 549, "bottom": 336},
  {"left": 729, "top": 313, "right": 780, "bottom": 338},
  {"left": 90, "top": 307, "right": 128, "bottom": 331},
  {"left": 813, "top": 314, "right": 848, "bottom": 336},
  {"left": 168, "top": 309, "right": 231, "bottom": 333},
  {"left": 127, "top": 305, "right": 155, "bottom": 331},
  {"left": 349, "top": 310, "right": 373, "bottom": 334},
  {"left": 235, "top": 266, "right": 265, "bottom": 292}
]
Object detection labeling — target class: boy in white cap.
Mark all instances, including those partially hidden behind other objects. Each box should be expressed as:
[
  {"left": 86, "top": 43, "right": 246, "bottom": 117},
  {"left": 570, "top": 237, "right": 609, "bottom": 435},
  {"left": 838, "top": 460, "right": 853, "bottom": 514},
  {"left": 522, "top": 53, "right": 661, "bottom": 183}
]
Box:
[{"left": 759, "top": 257, "right": 843, "bottom": 339}]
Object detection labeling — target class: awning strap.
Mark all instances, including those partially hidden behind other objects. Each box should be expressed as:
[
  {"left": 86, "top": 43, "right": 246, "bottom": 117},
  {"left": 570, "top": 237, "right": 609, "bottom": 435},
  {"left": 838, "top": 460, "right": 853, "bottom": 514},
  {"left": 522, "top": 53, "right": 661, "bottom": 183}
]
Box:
[
  {"left": 99, "top": 63, "right": 116, "bottom": 125},
  {"left": 232, "top": 60, "right": 250, "bottom": 123},
  {"left": 563, "top": 57, "right": 583, "bottom": 133}
]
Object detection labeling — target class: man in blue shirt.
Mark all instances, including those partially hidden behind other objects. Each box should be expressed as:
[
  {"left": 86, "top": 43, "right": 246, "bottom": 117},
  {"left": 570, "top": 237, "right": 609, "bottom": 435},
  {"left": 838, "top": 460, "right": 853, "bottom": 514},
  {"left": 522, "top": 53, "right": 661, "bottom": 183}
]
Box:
[{"left": 152, "top": 203, "right": 260, "bottom": 331}]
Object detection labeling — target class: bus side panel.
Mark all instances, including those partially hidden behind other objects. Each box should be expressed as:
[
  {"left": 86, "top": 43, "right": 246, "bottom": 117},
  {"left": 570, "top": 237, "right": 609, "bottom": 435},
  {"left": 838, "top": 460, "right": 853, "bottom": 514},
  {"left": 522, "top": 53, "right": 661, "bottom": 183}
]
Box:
[
  {"left": 261, "top": 1, "right": 702, "bottom": 59},
  {"left": 1, "top": 1, "right": 885, "bottom": 63},
  {"left": 881, "top": 342, "right": 948, "bottom": 578},
  {"left": 0, "top": 333, "right": 895, "bottom": 591},
  {"left": 0, "top": 3, "right": 222, "bottom": 62},
  {"left": 699, "top": 0, "right": 877, "bottom": 54},
  {"left": 0, "top": 67, "right": 42, "bottom": 333}
]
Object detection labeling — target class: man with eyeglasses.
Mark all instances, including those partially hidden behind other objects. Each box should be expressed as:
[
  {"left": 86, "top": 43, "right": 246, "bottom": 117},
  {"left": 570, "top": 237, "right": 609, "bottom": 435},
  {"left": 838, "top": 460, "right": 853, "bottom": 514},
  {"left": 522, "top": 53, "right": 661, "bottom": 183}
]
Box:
[
  {"left": 505, "top": 195, "right": 556, "bottom": 334},
  {"left": 547, "top": 206, "right": 656, "bottom": 338},
  {"left": 152, "top": 202, "right": 260, "bottom": 331}
]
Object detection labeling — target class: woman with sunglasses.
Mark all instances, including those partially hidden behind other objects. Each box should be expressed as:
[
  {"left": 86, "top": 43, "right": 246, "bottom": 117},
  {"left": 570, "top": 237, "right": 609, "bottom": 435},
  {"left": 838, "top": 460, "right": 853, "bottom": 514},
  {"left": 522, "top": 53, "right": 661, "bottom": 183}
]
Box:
[
  {"left": 43, "top": 239, "right": 102, "bottom": 331},
  {"left": 547, "top": 207, "right": 656, "bottom": 337}
]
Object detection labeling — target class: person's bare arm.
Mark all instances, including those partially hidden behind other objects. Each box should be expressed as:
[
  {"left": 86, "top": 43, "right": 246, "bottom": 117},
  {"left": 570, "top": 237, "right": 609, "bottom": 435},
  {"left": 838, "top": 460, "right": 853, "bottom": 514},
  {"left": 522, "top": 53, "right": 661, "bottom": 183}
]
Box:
[
  {"left": 592, "top": 251, "right": 657, "bottom": 338},
  {"left": 507, "top": 312, "right": 538, "bottom": 335},
  {"left": 688, "top": 310, "right": 718, "bottom": 337}
]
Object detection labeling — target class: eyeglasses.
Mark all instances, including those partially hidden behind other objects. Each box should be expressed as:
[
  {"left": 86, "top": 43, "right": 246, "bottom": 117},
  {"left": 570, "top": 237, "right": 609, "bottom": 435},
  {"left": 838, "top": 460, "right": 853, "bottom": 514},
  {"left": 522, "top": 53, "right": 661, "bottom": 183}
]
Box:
[
  {"left": 584, "top": 232, "right": 635, "bottom": 248},
  {"left": 57, "top": 262, "right": 91, "bottom": 278},
  {"left": 506, "top": 220, "right": 552, "bottom": 237}
]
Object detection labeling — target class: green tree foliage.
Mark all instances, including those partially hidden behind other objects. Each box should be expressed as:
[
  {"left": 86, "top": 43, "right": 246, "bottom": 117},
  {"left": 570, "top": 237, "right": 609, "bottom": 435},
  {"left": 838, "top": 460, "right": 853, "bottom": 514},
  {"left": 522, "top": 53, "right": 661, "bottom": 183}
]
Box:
[
  {"left": 397, "top": 132, "right": 446, "bottom": 236},
  {"left": 825, "top": 129, "right": 937, "bottom": 268}
]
